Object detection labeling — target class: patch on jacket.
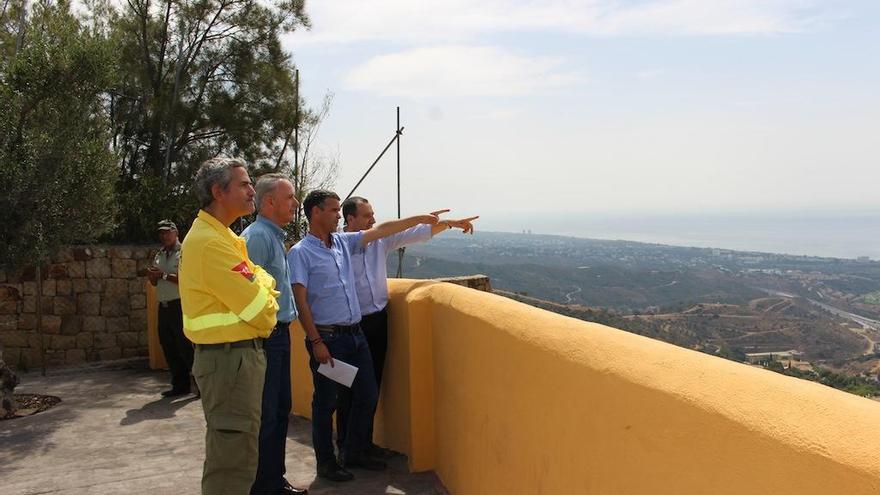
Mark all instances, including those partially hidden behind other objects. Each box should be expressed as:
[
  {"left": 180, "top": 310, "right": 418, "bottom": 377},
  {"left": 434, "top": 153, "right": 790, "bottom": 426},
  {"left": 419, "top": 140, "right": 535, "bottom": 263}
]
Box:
[{"left": 231, "top": 261, "right": 255, "bottom": 282}]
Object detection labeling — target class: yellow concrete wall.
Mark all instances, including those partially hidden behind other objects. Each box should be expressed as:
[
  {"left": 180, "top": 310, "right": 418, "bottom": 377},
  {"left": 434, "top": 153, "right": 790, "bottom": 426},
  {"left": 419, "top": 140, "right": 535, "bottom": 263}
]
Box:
[
  {"left": 145, "top": 281, "right": 168, "bottom": 370},
  {"left": 290, "top": 279, "right": 880, "bottom": 494}
]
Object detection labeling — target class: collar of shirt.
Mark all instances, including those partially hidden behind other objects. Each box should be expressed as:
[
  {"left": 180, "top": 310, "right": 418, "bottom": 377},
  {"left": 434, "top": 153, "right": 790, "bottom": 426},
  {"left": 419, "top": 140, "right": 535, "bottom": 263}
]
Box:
[
  {"left": 161, "top": 240, "right": 181, "bottom": 256},
  {"left": 197, "top": 209, "right": 240, "bottom": 244},
  {"left": 255, "top": 214, "right": 287, "bottom": 241}
]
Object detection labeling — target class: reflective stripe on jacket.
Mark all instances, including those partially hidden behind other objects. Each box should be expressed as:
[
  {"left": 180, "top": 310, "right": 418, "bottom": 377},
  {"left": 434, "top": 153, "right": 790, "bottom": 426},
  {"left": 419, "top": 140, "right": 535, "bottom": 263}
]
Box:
[{"left": 179, "top": 210, "right": 279, "bottom": 344}]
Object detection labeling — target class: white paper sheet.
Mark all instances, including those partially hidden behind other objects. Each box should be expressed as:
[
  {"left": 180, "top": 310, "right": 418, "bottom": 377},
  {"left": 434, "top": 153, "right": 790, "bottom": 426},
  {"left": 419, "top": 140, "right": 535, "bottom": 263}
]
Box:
[{"left": 317, "top": 359, "right": 359, "bottom": 388}]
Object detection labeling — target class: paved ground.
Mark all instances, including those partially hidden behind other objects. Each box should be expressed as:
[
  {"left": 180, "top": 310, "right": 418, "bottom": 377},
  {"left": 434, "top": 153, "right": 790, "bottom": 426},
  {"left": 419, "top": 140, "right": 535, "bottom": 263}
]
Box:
[{"left": 0, "top": 364, "right": 447, "bottom": 495}]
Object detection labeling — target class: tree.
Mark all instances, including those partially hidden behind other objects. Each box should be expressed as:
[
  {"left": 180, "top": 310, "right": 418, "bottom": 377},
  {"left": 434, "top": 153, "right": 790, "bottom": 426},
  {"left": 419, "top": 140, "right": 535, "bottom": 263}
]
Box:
[
  {"left": 287, "top": 92, "right": 338, "bottom": 241},
  {"left": 0, "top": 0, "right": 118, "bottom": 372},
  {"left": 106, "top": 0, "right": 310, "bottom": 240}
]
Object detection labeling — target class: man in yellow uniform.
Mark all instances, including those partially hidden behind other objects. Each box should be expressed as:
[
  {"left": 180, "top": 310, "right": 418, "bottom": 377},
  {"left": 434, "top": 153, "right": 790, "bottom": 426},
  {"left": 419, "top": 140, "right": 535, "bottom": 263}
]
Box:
[{"left": 179, "top": 157, "right": 281, "bottom": 495}]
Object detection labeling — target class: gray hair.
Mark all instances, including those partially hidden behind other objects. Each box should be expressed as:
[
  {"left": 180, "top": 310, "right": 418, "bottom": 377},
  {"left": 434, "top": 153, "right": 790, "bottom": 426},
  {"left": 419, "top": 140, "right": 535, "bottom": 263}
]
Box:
[
  {"left": 254, "top": 173, "right": 291, "bottom": 213},
  {"left": 193, "top": 157, "right": 248, "bottom": 208}
]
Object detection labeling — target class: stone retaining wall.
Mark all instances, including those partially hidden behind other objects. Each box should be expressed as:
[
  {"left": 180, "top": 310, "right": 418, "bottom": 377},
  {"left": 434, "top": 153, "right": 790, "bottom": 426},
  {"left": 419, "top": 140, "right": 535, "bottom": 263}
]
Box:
[{"left": 0, "top": 245, "right": 154, "bottom": 370}]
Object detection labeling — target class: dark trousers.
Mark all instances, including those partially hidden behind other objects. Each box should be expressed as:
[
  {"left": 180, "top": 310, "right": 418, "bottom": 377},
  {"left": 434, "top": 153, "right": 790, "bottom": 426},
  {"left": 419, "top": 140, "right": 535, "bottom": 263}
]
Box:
[
  {"left": 157, "top": 299, "right": 193, "bottom": 391},
  {"left": 336, "top": 306, "right": 387, "bottom": 450},
  {"left": 251, "top": 322, "right": 292, "bottom": 494},
  {"left": 305, "top": 327, "right": 378, "bottom": 466}
]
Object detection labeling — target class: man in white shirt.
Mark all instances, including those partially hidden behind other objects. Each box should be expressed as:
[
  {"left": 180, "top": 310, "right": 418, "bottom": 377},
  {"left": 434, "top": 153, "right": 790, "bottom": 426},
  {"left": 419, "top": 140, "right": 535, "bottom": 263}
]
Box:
[{"left": 337, "top": 196, "right": 477, "bottom": 455}]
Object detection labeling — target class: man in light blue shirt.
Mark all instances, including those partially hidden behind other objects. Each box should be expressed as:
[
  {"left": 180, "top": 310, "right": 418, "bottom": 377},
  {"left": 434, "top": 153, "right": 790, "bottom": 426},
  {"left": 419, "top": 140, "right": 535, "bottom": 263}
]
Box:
[
  {"left": 337, "top": 196, "right": 477, "bottom": 456},
  {"left": 287, "top": 189, "right": 441, "bottom": 483},
  {"left": 241, "top": 174, "right": 307, "bottom": 495}
]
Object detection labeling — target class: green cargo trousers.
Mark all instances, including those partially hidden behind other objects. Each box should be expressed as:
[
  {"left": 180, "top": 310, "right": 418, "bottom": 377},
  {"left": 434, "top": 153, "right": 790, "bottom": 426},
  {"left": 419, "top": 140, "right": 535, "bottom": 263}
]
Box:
[{"left": 193, "top": 342, "right": 266, "bottom": 495}]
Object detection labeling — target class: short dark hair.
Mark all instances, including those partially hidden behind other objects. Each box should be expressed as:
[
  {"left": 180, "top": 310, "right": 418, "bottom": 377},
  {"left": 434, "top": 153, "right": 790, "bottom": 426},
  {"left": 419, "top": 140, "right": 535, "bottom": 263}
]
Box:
[
  {"left": 303, "top": 190, "right": 340, "bottom": 222},
  {"left": 341, "top": 196, "right": 368, "bottom": 226}
]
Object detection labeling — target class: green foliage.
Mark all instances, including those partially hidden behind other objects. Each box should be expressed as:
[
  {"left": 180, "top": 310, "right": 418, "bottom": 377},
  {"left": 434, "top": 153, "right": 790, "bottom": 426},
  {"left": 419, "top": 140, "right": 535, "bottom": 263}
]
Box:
[
  {"left": 107, "top": 0, "right": 310, "bottom": 241},
  {"left": 764, "top": 364, "right": 880, "bottom": 398},
  {"left": 0, "top": 0, "right": 117, "bottom": 270}
]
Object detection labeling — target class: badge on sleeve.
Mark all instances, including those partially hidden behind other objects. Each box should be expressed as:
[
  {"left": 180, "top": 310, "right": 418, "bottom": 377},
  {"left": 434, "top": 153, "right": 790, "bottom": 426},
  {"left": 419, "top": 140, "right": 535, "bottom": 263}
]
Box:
[{"left": 231, "top": 261, "right": 255, "bottom": 282}]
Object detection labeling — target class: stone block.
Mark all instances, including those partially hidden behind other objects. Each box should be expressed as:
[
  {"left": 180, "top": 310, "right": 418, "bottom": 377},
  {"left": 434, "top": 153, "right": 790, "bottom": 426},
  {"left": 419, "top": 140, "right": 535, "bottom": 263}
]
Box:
[
  {"left": 118, "top": 331, "right": 140, "bottom": 348},
  {"left": 95, "top": 332, "right": 116, "bottom": 349},
  {"left": 66, "top": 349, "right": 86, "bottom": 364},
  {"left": 76, "top": 332, "right": 93, "bottom": 348},
  {"left": 101, "top": 296, "right": 130, "bottom": 317},
  {"left": 18, "top": 313, "right": 35, "bottom": 330},
  {"left": 93, "top": 247, "right": 108, "bottom": 258},
  {"left": 0, "top": 285, "right": 21, "bottom": 301},
  {"left": 48, "top": 264, "right": 68, "bottom": 279},
  {"left": 56, "top": 280, "right": 71, "bottom": 295},
  {"left": 78, "top": 293, "right": 101, "bottom": 315},
  {"left": 138, "top": 331, "right": 148, "bottom": 346},
  {"left": 98, "top": 348, "right": 122, "bottom": 360},
  {"left": 132, "top": 248, "right": 148, "bottom": 260},
  {"left": 106, "top": 317, "right": 129, "bottom": 333},
  {"left": 0, "top": 314, "right": 17, "bottom": 331},
  {"left": 1, "top": 331, "right": 29, "bottom": 348},
  {"left": 28, "top": 334, "right": 42, "bottom": 348},
  {"left": 72, "top": 279, "right": 88, "bottom": 293},
  {"left": 130, "top": 312, "right": 148, "bottom": 332},
  {"left": 22, "top": 282, "right": 36, "bottom": 296},
  {"left": 104, "top": 279, "right": 129, "bottom": 297},
  {"left": 19, "top": 349, "right": 40, "bottom": 369},
  {"left": 111, "top": 258, "right": 137, "bottom": 278},
  {"left": 67, "top": 261, "right": 86, "bottom": 279},
  {"left": 0, "top": 270, "right": 6, "bottom": 283},
  {"left": 109, "top": 247, "right": 133, "bottom": 259},
  {"left": 83, "top": 316, "right": 106, "bottom": 332},
  {"left": 60, "top": 315, "right": 83, "bottom": 335},
  {"left": 2, "top": 348, "right": 20, "bottom": 366},
  {"left": 130, "top": 294, "right": 146, "bottom": 310},
  {"left": 43, "top": 315, "right": 62, "bottom": 334},
  {"left": 51, "top": 335, "right": 77, "bottom": 350},
  {"left": 0, "top": 300, "right": 18, "bottom": 315},
  {"left": 129, "top": 280, "right": 145, "bottom": 294},
  {"left": 54, "top": 296, "right": 77, "bottom": 315},
  {"left": 88, "top": 280, "right": 103, "bottom": 292},
  {"left": 45, "top": 350, "right": 65, "bottom": 367},
  {"left": 54, "top": 247, "right": 74, "bottom": 263},
  {"left": 23, "top": 296, "right": 53, "bottom": 314},
  {"left": 86, "top": 258, "right": 111, "bottom": 278},
  {"left": 72, "top": 247, "right": 93, "bottom": 261},
  {"left": 123, "top": 348, "right": 145, "bottom": 358},
  {"left": 41, "top": 280, "right": 56, "bottom": 296}
]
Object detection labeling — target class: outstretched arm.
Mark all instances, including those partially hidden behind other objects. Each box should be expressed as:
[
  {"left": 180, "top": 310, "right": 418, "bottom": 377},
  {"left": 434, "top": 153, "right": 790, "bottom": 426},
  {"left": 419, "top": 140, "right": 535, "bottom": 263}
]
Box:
[
  {"left": 360, "top": 210, "right": 445, "bottom": 245},
  {"left": 432, "top": 215, "right": 479, "bottom": 235}
]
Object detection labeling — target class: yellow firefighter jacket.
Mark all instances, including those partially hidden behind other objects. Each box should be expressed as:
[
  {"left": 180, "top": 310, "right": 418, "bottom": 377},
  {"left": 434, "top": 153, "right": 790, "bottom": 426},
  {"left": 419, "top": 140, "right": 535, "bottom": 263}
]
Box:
[{"left": 179, "top": 210, "right": 279, "bottom": 344}]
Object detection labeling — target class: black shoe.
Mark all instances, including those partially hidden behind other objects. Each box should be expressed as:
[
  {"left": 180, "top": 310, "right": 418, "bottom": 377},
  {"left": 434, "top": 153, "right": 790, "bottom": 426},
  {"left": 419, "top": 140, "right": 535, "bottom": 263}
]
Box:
[
  {"left": 276, "top": 479, "right": 308, "bottom": 494},
  {"left": 317, "top": 461, "right": 354, "bottom": 482},
  {"left": 366, "top": 443, "right": 396, "bottom": 459},
  {"left": 161, "top": 388, "right": 189, "bottom": 397},
  {"left": 341, "top": 453, "right": 387, "bottom": 471}
]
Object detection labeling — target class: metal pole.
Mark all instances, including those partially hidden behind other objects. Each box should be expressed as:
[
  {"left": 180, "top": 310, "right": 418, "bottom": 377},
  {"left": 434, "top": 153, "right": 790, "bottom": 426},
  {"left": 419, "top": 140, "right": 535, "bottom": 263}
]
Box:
[
  {"left": 344, "top": 126, "right": 404, "bottom": 201},
  {"left": 396, "top": 106, "right": 404, "bottom": 277}
]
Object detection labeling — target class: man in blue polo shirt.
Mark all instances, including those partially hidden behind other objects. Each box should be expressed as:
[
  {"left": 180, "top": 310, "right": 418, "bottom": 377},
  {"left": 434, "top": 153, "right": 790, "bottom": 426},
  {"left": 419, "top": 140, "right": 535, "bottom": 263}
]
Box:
[
  {"left": 287, "top": 189, "right": 441, "bottom": 483},
  {"left": 241, "top": 174, "right": 307, "bottom": 495},
  {"left": 336, "top": 196, "right": 477, "bottom": 456}
]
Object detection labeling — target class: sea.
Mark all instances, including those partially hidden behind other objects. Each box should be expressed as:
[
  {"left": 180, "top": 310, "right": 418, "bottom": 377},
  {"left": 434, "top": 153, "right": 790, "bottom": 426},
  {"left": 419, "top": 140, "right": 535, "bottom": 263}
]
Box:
[{"left": 490, "top": 211, "right": 880, "bottom": 260}]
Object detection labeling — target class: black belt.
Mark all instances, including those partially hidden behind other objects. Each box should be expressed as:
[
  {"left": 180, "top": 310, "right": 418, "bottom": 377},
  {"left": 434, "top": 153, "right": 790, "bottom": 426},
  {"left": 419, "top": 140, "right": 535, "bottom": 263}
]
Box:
[
  {"left": 195, "top": 338, "right": 263, "bottom": 351},
  {"left": 316, "top": 323, "right": 361, "bottom": 334},
  {"left": 159, "top": 299, "right": 181, "bottom": 308}
]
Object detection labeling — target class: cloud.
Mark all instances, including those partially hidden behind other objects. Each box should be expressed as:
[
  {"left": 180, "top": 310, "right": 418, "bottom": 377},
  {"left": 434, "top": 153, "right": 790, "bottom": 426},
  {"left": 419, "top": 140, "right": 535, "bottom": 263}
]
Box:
[
  {"left": 344, "top": 45, "right": 585, "bottom": 98},
  {"left": 295, "top": 0, "right": 832, "bottom": 45}
]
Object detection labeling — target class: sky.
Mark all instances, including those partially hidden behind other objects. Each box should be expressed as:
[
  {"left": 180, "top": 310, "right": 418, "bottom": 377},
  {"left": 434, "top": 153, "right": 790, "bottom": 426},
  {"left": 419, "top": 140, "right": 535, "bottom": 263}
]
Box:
[{"left": 281, "top": 1, "right": 880, "bottom": 233}]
